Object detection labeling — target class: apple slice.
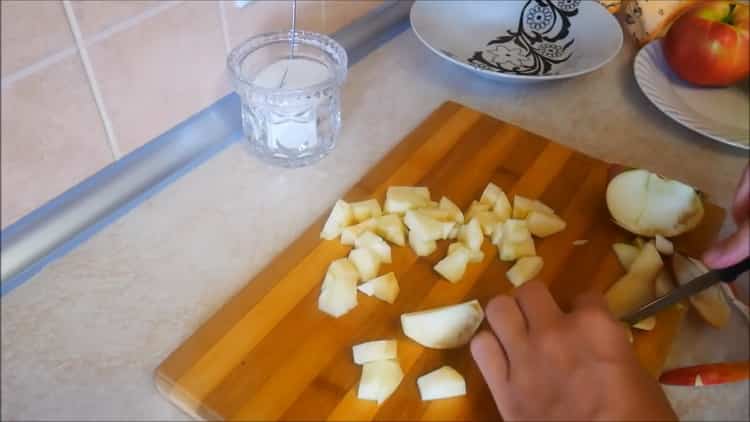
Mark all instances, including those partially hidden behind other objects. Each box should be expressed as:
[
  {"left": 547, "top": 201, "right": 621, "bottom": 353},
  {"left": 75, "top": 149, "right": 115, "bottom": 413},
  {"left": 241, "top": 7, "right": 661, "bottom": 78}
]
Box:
[
  {"left": 341, "top": 218, "right": 378, "bottom": 245},
  {"left": 434, "top": 245, "right": 471, "bottom": 283},
  {"left": 479, "top": 182, "right": 503, "bottom": 206},
  {"left": 318, "top": 259, "right": 359, "bottom": 318},
  {"left": 448, "top": 242, "right": 484, "bottom": 263},
  {"left": 672, "top": 253, "right": 730, "bottom": 328},
  {"left": 375, "top": 214, "right": 406, "bottom": 246},
  {"left": 465, "top": 201, "right": 492, "bottom": 221},
  {"left": 349, "top": 248, "right": 381, "bottom": 281},
  {"left": 358, "top": 272, "right": 400, "bottom": 304},
  {"left": 417, "top": 366, "right": 466, "bottom": 401},
  {"left": 355, "top": 231, "right": 392, "bottom": 264},
  {"left": 404, "top": 210, "right": 454, "bottom": 241},
  {"left": 321, "top": 200, "right": 354, "bottom": 240},
  {"left": 350, "top": 199, "right": 383, "bottom": 223},
  {"left": 612, "top": 243, "right": 640, "bottom": 271},
  {"left": 605, "top": 242, "right": 663, "bottom": 318},
  {"left": 401, "top": 299, "right": 485, "bottom": 349},
  {"left": 493, "top": 189, "right": 512, "bottom": 221},
  {"left": 512, "top": 195, "right": 554, "bottom": 219},
  {"left": 358, "top": 359, "right": 404, "bottom": 404},
  {"left": 439, "top": 197, "right": 464, "bottom": 223},
  {"left": 474, "top": 211, "right": 502, "bottom": 236},
  {"left": 506, "top": 256, "right": 544, "bottom": 287},
  {"left": 655, "top": 235, "right": 674, "bottom": 255},
  {"left": 384, "top": 186, "right": 434, "bottom": 214},
  {"left": 408, "top": 229, "right": 437, "bottom": 257},
  {"left": 458, "top": 218, "right": 484, "bottom": 251},
  {"left": 352, "top": 339, "right": 397, "bottom": 364},
  {"left": 526, "top": 211, "right": 566, "bottom": 237},
  {"left": 632, "top": 316, "right": 656, "bottom": 331}
]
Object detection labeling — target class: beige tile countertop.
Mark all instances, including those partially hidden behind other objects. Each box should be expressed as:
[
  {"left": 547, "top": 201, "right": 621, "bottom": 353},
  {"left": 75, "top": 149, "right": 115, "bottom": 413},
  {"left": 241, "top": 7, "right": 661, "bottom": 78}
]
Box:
[{"left": 2, "top": 29, "right": 749, "bottom": 420}]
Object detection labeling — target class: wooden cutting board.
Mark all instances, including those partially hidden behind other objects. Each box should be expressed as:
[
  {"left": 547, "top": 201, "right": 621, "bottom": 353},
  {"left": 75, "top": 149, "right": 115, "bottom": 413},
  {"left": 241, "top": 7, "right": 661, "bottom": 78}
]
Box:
[{"left": 155, "top": 101, "right": 725, "bottom": 421}]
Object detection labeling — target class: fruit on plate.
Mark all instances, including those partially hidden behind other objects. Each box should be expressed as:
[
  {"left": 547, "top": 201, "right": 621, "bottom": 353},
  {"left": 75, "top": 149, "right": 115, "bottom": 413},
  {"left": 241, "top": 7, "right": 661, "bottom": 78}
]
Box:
[
  {"left": 375, "top": 214, "right": 406, "bottom": 246},
  {"left": 499, "top": 219, "right": 536, "bottom": 261},
  {"left": 439, "top": 197, "right": 465, "bottom": 223},
  {"left": 664, "top": 1, "right": 750, "bottom": 87},
  {"left": 659, "top": 361, "right": 750, "bottom": 386},
  {"left": 605, "top": 242, "right": 664, "bottom": 318},
  {"left": 417, "top": 366, "right": 466, "bottom": 401},
  {"left": 352, "top": 339, "right": 397, "bottom": 364},
  {"left": 512, "top": 195, "right": 554, "bottom": 219},
  {"left": 448, "top": 242, "right": 484, "bottom": 263},
  {"left": 526, "top": 211, "right": 567, "bottom": 237},
  {"left": 340, "top": 219, "right": 377, "bottom": 245},
  {"left": 354, "top": 231, "right": 392, "bottom": 264},
  {"left": 384, "top": 186, "right": 435, "bottom": 214},
  {"left": 321, "top": 200, "right": 354, "bottom": 240},
  {"left": 458, "top": 218, "right": 484, "bottom": 252},
  {"left": 612, "top": 243, "right": 640, "bottom": 271},
  {"left": 401, "top": 299, "right": 485, "bottom": 349},
  {"left": 358, "top": 272, "right": 400, "bottom": 304},
  {"left": 358, "top": 359, "right": 404, "bottom": 404},
  {"left": 349, "top": 248, "right": 381, "bottom": 281},
  {"left": 606, "top": 169, "right": 704, "bottom": 237},
  {"left": 409, "top": 229, "right": 437, "bottom": 257},
  {"left": 318, "top": 258, "right": 359, "bottom": 318},
  {"left": 632, "top": 316, "right": 656, "bottom": 331},
  {"left": 351, "top": 199, "right": 383, "bottom": 223},
  {"left": 434, "top": 244, "right": 471, "bottom": 283},
  {"left": 404, "top": 210, "right": 455, "bottom": 241},
  {"left": 506, "top": 256, "right": 544, "bottom": 287},
  {"left": 672, "top": 252, "right": 730, "bottom": 328}
]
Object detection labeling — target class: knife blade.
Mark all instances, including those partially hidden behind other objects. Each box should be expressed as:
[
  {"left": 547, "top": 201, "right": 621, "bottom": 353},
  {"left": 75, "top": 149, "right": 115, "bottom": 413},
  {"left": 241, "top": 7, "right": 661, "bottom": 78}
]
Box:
[{"left": 622, "top": 257, "right": 750, "bottom": 325}]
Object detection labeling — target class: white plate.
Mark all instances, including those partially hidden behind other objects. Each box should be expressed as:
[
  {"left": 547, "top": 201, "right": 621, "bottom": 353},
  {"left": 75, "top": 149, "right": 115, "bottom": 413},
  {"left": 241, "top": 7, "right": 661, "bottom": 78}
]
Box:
[
  {"left": 634, "top": 40, "right": 750, "bottom": 150},
  {"left": 410, "top": 0, "right": 623, "bottom": 81}
]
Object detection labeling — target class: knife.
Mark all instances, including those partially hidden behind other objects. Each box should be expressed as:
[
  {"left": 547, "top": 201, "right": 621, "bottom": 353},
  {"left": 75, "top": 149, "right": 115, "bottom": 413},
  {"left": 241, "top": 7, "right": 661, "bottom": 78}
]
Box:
[{"left": 622, "top": 257, "right": 750, "bottom": 325}]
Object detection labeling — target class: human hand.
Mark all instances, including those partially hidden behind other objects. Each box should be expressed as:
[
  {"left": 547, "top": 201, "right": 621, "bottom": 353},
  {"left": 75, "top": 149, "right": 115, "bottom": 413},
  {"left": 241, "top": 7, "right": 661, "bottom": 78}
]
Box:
[
  {"left": 471, "top": 281, "right": 677, "bottom": 421},
  {"left": 703, "top": 165, "right": 750, "bottom": 269}
]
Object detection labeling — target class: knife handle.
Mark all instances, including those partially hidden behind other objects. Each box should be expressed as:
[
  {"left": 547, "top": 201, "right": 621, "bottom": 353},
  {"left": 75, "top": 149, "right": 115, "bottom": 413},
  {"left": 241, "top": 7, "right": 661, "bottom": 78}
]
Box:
[{"left": 717, "top": 257, "right": 750, "bottom": 283}]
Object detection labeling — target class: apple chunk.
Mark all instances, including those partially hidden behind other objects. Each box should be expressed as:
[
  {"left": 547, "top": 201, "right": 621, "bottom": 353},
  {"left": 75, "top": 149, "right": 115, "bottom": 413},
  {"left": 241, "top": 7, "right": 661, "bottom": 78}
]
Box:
[
  {"left": 355, "top": 231, "right": 392, "bottom": 264},
  {"left": 448, "top": 242, "right": 484, "bottom": 263},
  {"left": 358, "top": 359, "right": 404, "bottom": 404},
  {"left": 375, "top": 214, "right": 406, "bottom": 246},
  {"left": 350, "top": 199, "right": 383, "bottom": 223},
  {"left": 513, "top": 195, "right": 554, "bottom": 219},
  {"left": 632, "top": 316, "right": 656, "bottom": 331},
  {"left": 655, "top": 235, "right": 674, "bottom": 255},
  {"left": 409, "top": 229, "right": 437, "bottom": 257},
  {"left": 340, "top": 219, "right": 377, "bottom": 245},
  {"left": 358, "top": 272, "right": 400, "bottom": 304},
  {"left": 506, "top": 256, "right": 544, "bottom": 287},
  {"left": 318, "top": 259, "right": 359, "bottom": 318},
  {"left": 439, "top": 196, "right": 464, "bottom": 223},
  {"left": 605, "top": 242, "right": 663, "bottom": 318},
  {"left": 612, "top": 243, "right": 640, "bottom": 271},
  {"left": 352, "top": 339, "right": 397, "bottom": 364},
  {"left": 458, "top": 218, "right": 484, "bottom": 251},
  {"left": 417, "top": 366, "right": 466, "bottom": 401},
  {"left": 479, "top": 182, "right": 503, "bottom": 206},
  {"left": 500, "top": 219, "right": 535, "bottom": 261},
  {"left": 465, "top": 201, "right": 492, "bottom": 221},
  {"left": 672, "top": 253, "right": 730, "bottom": 328},
  {"left": 401, "top": 299, "right": 484, "bottom": 349},
  {"left": 434, "top": 245, "right": 471, "bottom": 283},
  {"left": 405, "top": 210, "right": 454, "bottom": 241},
  {"left": 526, "top": 211, "right": 566, "bottom": 237},
  {"left": 349, "top": 248, "right": 381, "bottom": 281},
  {"left": 320, "top": 200, "right": 354, "bottom": 240},
  {"left": 384, "top": 186, "right": 434, "bottom": 214}
]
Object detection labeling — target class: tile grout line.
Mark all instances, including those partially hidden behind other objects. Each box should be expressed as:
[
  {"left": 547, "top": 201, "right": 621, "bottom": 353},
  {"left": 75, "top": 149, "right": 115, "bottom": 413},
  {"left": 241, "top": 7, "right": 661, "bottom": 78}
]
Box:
[
  {"left": 62, "top": 0, "right": 121, "bottom": 160},
  {"left": 0, "top": 47, "right": 78, "bottom": 90},
  {"left": 83, "top": 0, "right": 183, "bottom": 47},
  {"left": 218, "top": 1, "right": 232, "bottom": 54}
]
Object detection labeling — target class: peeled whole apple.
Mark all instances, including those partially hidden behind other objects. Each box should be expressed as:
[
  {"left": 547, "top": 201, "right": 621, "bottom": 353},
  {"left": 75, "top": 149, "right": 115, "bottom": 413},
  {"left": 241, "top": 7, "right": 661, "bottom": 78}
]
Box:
[{"left": 664, "top": 1, "right": 750, "bottom": 87}]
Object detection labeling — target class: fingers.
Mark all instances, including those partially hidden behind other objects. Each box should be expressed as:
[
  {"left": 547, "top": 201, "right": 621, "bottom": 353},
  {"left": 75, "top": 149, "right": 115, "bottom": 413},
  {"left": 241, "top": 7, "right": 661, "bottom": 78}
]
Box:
[
  {"left": 703, "top": 220, "right": 750, "bottom": 269},
  {"left": 471, "top": 330, "right": 510, "bottom": 402},
  {"left": 571, "top": 290, "right": 607, "bottom": 312},
  {"left": 732, "top": 165, "right": 750, "bottom": 225},
  {"left": 513, "top": 280, "right": 563, "bottom": 331}
]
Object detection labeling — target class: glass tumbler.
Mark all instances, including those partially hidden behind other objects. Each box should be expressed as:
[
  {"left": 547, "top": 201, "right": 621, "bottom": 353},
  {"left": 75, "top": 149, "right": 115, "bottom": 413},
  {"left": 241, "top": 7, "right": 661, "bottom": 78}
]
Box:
[{"left": 228, "top": 31, "right": 348, "bottom": 168}]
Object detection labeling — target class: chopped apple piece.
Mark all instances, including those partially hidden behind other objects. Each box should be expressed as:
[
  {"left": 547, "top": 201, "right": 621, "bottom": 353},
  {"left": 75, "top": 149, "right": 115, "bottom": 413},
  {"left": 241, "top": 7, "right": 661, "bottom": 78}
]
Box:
[
  {"left": 417, "top": 366, "right": 466, "bottom": 401},
  {"left": 479, "top": 182, "right": 503, "bottom": 206},
  {"left": 341, "top": 218, "right": 378, "bottom": 245},
  {"left": 500, "top": 219, "right": 536, "bottom": 261},
  {"left": 447, "top": 225, "right": 459, "bottom": 240},
  {"left": 458, "top": 218, "right": 484, "bottom": 251},
  {"left": 358, "top": 359, "right": 404, "bottom": 404},
  {"left": 512, "top": 195, "right": 554, "bottom": 219},
  {"left": 375, "top": 214, "right": 406, "bottom": 246},
  {"left": 434, "top": 245, "right": 470, "bottom": 283},
  {"left": 655, "top": 235, "right": 674, "bottom": 255},
  {"left": 355, "top": 231, "right": 392, "bottom": 264},
  {"left": 416, "top": 208, "right": 454, "bottom": 222},
  {"left": 493, "top": 189, "right": 512, "bottom": 221},
  {"left": 350, "top": 199, "right": 382, "bottom": 223},
  {"left": 465, "top": 201, "right": 492, "bottom": 221},
  {"left": 318, "top": 259, "right": 359, "bottom": 318},
  {"left": 384, "top": 186, "right": 433, "bottom": 214},
  {"left": 605, "top": 242, "right": 663, "bottom": 318},
  {"left": 320, "top": 200, "right": 354, "bottom": 240},
  {"left": 358, "top": 272, "right": 400, "bottom": 304},
  {"left": 323, "top": 258, "right": 360, "bottom": 286},
  {"left": 352, "top": 340, "right": 398, "bottom": 364},
  {"left": 506, "top": 256, "right": 544, "bottom": 287},
  {"left": 474, "top": 211, "right": 502, "bottom": 235},
  {"left": 439, "top": 197, "right": 464, "bottom": 223},
  {"left": 654, "top": 270, "right": 675, "bottom": 296},
  {"left": 490, "top": 224, "right": 503, "bottom": 246},
  {"left": 526, "top": 211, "right": 566, "bottom": 237},
  {"left": 612, "top": 243, "right": 640, "bottom": 271},
  {"left": 408, "top": 230, "right": 437, "bottom": 257},
  {"left": 633, "top": 237, "right": 647, "bottom": 249},
  {"left": 405, "top": 210, "right": 454, "bottom": 241},
  {"left": 401, "top": 299, "right": 485, "bottom": 349},
  {"left": 632, "top": 316, "right": 656, "bottom": 331},
  {"left": 672, "top": 253, "right": 730, "bottom": 328},
  {"left": 349, "top": 248, "right": 381, "bottom": 281},
  {"left": 448, "top": 242, "right": 484, "bottom": 263}
]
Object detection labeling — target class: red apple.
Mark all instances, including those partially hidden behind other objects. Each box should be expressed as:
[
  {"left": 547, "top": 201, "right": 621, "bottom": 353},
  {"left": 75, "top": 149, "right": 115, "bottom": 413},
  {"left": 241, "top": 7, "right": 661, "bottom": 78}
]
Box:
[{"left": 664, "top": 1, "right": 750, "bottom": 87}]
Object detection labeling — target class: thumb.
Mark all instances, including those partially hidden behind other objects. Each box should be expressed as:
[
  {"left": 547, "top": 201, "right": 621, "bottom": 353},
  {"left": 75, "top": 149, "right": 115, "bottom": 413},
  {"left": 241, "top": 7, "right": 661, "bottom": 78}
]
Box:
[{"left": 703, "top": 221, "right": 750, "bottom": 269}]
